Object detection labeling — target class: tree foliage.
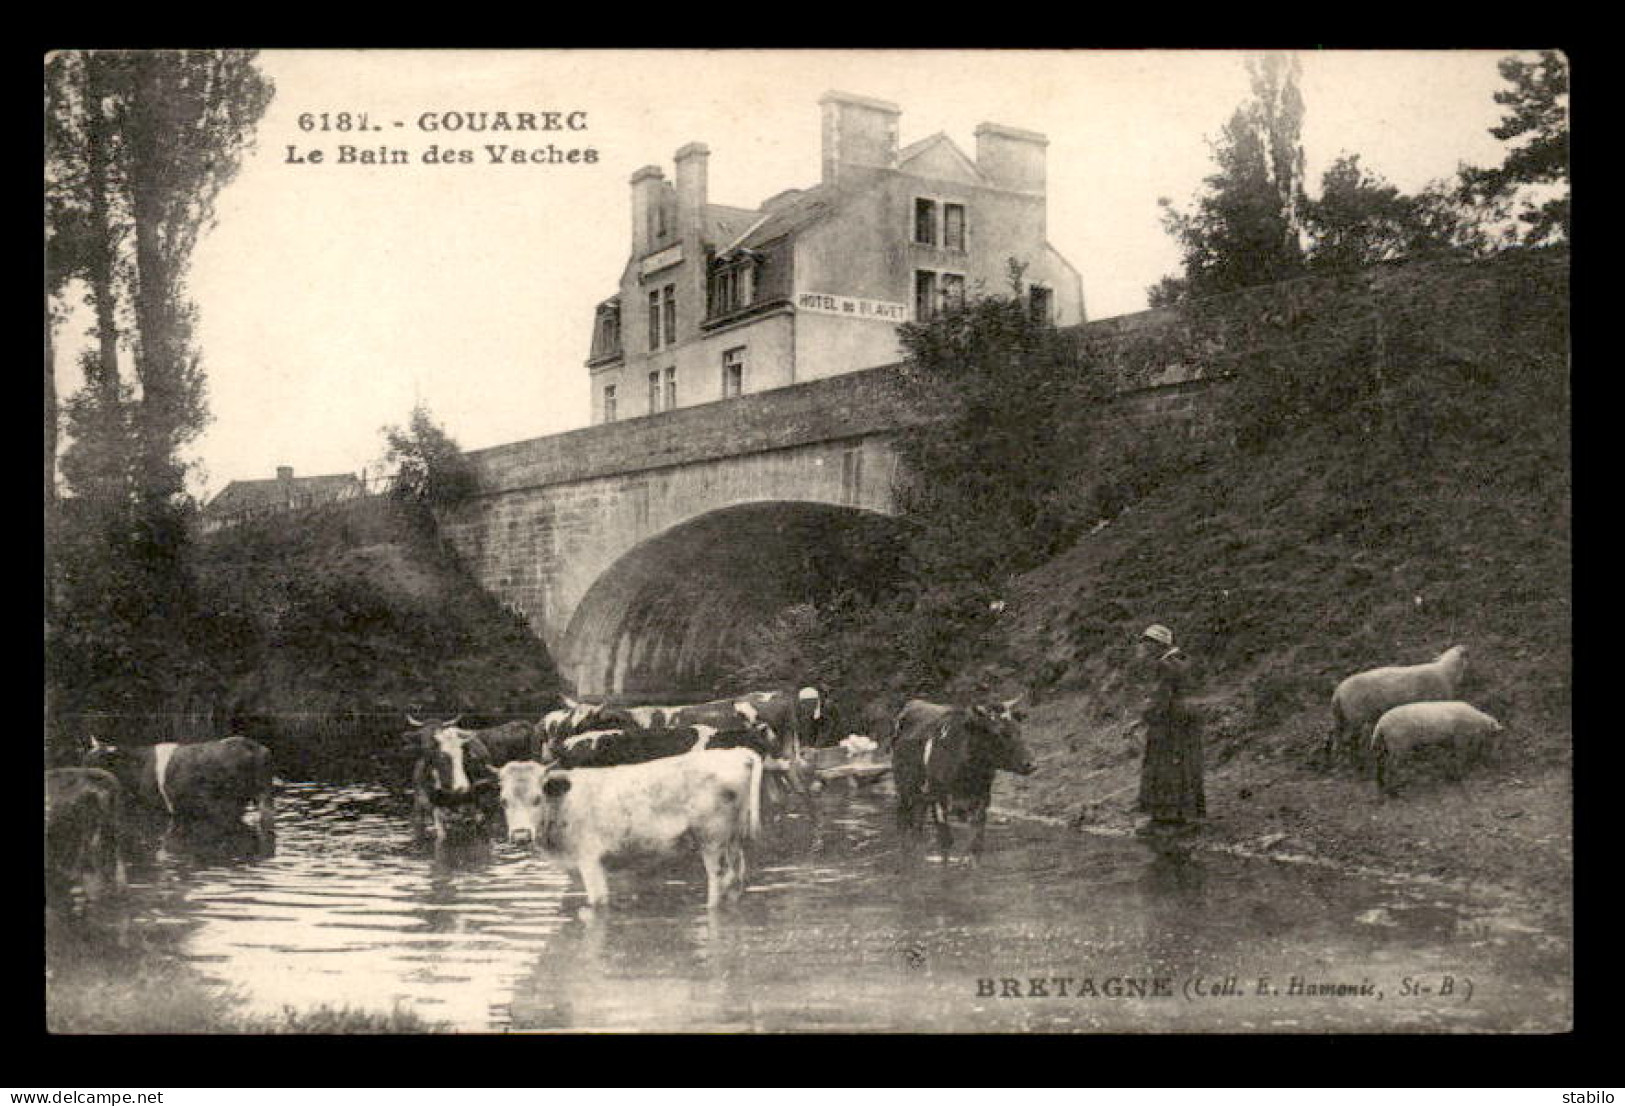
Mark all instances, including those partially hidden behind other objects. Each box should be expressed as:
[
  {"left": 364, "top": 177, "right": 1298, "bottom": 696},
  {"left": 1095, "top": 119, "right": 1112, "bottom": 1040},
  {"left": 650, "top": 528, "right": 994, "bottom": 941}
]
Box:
[
  {"left": 894, "top": 263, "right": 1083, "bottom": 586},
  {"left": 1304, "top": 155, "right": 1500, "bottom": 273},
  {"left": 1154, "top": 52, "right": 1309, "bottom": 303},
  {"left": 1150, "top": 52, "right": 1532, "bottom": 304},
  {"left": 45, "top": 50, "right": 274, "bottom": 722},
  {"left": 1460, "top": 50, "right": 1569, "bottom": 245},
  {"left": 382, "top": 404, "right": 480, "bottom": 510},
  {"left": 719, "top": 268, "right": 1096, "bottom": 700}
]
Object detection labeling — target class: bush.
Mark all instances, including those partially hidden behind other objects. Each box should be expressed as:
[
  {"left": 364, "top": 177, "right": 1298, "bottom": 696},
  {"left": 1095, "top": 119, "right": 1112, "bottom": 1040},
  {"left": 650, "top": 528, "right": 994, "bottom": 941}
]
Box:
[{"left": 383, "top": 404, "right": 479, "bottom": 510}]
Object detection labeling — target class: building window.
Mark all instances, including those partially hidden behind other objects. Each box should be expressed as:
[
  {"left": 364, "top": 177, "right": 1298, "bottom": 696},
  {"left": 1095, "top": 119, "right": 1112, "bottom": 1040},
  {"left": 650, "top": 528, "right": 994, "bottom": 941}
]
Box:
[
  {"left": 648, "top": 370, "right": 661, "bottom": 414},
  {"left": 662, "top": 284, "right": 677, "bottom": 347},
  {"left": 710, "top": 257, "right": 757, "bottom": 317},
  {"left": 914, "top": 269, "right": 938, "bottom": 321},
  {"left": 648, "top": 289, "right": 661, "bottom": 350},
  {"left": 603, "top": 384, "right": 617, "bottom": 423},
  {"left": 941, "top": 272, "right": 966, "bottom": 311},
  {"left": 1029, "top": 283, "right": 1053, "bottom": 322},
  {"left": 722, "top": 347, "right": 745, "bottom": 398},
  {"left": 663, "top": 366, "right": 676, "bottom": 411},
  {"left": 914, "top": 198, "right": 937, "bottom": 246},
  {"left": 943, "top": 203, "right": 966, "bottom": 251},
  {"left": 841, "top": 446, "right": 864, "bottom": 507},
  {"left": 592, "top": 301, "right": 622, "bottom": 361}
]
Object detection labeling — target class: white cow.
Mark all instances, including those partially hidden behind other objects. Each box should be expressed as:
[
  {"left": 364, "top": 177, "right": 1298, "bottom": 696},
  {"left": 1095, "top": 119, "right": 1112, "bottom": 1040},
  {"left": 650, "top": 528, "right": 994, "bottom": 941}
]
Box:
[{"left": 497, "top": 747, "right": 762, "bottom": 908}]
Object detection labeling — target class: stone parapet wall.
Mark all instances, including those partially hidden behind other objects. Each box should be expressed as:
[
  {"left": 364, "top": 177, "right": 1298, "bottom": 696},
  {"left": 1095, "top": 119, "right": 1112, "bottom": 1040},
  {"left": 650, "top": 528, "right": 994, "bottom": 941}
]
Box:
[{"left": 466, "top": 362, "right": 927, "bottom": 496}]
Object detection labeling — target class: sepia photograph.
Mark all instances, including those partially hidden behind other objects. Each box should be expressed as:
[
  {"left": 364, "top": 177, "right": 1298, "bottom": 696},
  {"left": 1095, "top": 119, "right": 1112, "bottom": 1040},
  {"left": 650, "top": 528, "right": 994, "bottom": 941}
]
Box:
[{"left": 42, "top": 48, "right": 1571, "bottom": 1035}]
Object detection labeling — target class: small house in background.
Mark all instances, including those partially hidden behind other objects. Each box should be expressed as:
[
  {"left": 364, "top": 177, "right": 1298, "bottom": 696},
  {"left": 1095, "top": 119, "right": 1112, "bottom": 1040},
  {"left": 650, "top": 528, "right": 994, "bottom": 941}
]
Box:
[{"left": 200, "top": 465, "right": 365, "bottom": 532}]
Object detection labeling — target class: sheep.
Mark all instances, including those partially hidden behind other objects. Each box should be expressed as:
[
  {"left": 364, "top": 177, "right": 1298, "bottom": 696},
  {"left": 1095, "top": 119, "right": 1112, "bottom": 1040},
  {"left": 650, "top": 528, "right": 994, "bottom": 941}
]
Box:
[
  {"left": 1323, "top": 645, "right": 1468, "bottom": 766},
  {"left": 1369, "top": 700, "right": 1503, "bottom": 794}
]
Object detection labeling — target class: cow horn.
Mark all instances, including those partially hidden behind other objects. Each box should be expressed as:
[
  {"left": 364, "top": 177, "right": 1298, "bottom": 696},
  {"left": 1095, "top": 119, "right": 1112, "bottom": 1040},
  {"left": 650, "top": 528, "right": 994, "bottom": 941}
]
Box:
[
  {"left": 405, "top": 713, "right": 424, "bottom": 727},
  {"left": 446, "top": 714, "right": 462, "bottom": 728},
  {"left": 1003, "top": 695, "right": 1025, "bottom": 709}
]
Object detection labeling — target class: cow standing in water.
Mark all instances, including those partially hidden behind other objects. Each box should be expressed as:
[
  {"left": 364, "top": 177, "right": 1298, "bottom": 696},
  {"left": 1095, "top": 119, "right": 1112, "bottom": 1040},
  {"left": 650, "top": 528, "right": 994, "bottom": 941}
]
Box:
[
  {"left": 84, "top": 735, "right": 275, "bottom": 837},
  {"left": 46, "top": 767, "right": 126, "bottom": 904},
  {"left": 406, "top": 716, "right": 501, "bottom": 841},
  {"left": 892, "top": 698, "right": 1035, "bottom": 863},
  {"left": 496, "top": 747, "right": 764, "bottom": 909}
]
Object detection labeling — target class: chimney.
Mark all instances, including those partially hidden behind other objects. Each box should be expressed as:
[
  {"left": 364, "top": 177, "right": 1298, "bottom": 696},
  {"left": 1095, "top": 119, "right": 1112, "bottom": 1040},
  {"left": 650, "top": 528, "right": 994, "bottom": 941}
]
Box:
[
  {"left": 974, "top": 122, "right": 1048, "bottom": 195},
  {"left": 674, "top": 142, "right": 709, "bottom": 240},
  {"left": 630, "top": 164, "right": 665, "bottom": 255},
  {"left": 277, "top": 465, "right": 293, "bottom": 483},
  {"left": 819, "top": 91, "right": 900, "bottom": 187}
]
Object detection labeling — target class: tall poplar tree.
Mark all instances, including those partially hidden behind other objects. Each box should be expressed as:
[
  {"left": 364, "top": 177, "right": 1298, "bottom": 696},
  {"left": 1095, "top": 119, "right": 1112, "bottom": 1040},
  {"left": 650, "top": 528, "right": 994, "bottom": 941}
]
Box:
[
  {"left": 1151, "top": 52, "right": 1309, "bottom": 304},
  {"left": 45, "top": 50, "right": 274, "bottom": 717}
]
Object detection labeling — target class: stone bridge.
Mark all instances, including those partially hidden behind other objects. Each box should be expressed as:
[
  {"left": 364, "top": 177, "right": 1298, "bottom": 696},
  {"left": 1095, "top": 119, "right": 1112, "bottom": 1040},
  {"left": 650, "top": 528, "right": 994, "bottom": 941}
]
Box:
[
  {"left": 439, "top": 351, "right": 1217, "bottom": 697},
  {"left": 438, "top": 365, "right": 931, "bottom": 697},
  {"left": 434, "top": 249, "right": 1560, "bottom": 698}
]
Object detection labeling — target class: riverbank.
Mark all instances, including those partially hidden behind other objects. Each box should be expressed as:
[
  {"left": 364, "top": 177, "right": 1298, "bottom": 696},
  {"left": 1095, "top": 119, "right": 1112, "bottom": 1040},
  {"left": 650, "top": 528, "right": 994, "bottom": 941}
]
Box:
[{"left": 988, "top": 688, "right": 1571, "bottom": 929}]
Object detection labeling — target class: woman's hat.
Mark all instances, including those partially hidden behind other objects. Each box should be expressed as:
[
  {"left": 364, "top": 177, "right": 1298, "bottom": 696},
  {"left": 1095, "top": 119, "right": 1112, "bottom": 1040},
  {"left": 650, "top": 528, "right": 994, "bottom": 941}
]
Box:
[{"left": 1141, "top": 624, "right": 1175, "bottom": 646}]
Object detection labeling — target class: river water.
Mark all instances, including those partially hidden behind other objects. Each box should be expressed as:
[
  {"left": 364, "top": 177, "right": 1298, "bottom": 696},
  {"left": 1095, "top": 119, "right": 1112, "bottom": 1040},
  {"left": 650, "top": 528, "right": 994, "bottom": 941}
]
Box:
[{"left": 72, "top": 776, "right": 1570, "bottom": 1033}]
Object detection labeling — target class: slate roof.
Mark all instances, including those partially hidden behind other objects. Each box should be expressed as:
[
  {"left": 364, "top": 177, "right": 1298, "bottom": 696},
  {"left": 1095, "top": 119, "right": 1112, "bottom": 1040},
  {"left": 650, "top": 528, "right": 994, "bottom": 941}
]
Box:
[
  {"left": 705, "top": 204, "right": 761, "bottom": 248},
  {"left": 715, "top": 186, "right": 839, "bottom": 256},
  {"left": 205, "top": 472, "right": 362, "bottom": 516}
]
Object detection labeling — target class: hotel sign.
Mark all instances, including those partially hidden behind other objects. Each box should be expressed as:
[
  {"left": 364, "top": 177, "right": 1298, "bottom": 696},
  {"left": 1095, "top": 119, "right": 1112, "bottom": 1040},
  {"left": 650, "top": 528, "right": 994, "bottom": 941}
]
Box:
[{"left": 795, "top": 291, "right": 909, "bottom": 321}]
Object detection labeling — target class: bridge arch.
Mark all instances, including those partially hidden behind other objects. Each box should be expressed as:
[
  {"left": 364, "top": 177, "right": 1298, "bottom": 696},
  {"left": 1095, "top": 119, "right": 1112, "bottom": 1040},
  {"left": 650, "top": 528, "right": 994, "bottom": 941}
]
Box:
[{"left": 559, "top": 500, "right": 905, "bottom": 697}]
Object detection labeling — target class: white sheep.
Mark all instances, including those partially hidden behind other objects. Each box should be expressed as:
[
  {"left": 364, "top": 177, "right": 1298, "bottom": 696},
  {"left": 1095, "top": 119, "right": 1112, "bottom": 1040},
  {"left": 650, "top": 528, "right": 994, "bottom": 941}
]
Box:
[
  {"left": 1324, "top": 645, "right": 1468, "bottom": 765},
  {"left": 1369, "top": 700, "right": 1503, "bottom": 794}
]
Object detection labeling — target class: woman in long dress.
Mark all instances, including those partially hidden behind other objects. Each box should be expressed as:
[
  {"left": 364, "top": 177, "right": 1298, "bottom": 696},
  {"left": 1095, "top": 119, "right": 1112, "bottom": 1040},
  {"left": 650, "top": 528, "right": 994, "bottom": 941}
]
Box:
[{"left": 1135, "top": 623, "right": 1205, "bottom": 831}]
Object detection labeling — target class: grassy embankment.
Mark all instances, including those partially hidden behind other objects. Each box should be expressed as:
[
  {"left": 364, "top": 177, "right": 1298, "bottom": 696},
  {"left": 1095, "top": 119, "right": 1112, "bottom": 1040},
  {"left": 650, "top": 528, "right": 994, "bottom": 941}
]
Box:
[
  {"left": 971, "top": 260, "right": 1570, "bottom": 915},
  {"left": 191, "top": 496, "right": 562, "bottom": 775}
]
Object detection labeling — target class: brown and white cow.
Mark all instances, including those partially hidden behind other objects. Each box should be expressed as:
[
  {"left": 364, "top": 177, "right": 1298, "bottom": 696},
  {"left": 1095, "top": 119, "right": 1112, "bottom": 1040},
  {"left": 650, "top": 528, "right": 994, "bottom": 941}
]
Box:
[
  {"left": 406, "top": 715, "right": 502, "bottom": 841},
  {"left": 496, "top": 747, "right": 763, "bottom": 908},
  {"left": 45, "top": 767, "right": 126, "bottom": 903},
  {"left": 891, "top": 697, "right": 1034, "bottom": 862},
  {"left": 83, "top": 735, "right": 275, "bottom": 835}
]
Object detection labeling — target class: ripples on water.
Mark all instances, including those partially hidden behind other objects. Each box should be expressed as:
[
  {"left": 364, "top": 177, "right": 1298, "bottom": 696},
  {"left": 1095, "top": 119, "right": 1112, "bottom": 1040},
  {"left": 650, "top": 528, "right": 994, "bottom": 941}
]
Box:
[{"left": 83, "top": 778, "right": 1569, "bottom": 1033}]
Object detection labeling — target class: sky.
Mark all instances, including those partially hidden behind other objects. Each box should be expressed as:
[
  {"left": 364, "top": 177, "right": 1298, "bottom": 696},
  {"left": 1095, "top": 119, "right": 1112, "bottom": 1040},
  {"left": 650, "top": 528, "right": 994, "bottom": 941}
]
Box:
[{"left": 50, "top": 49, "right": 1524, "bottom": 501}]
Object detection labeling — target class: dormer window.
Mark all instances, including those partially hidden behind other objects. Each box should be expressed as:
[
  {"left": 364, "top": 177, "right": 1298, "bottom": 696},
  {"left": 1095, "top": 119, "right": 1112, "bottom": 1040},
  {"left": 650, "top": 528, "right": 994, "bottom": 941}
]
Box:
[
  {"left": 711, "top": 260, "right": 755, "bottom": 316},
  {"left": 590, "top": 300, "right": 622, "bottom": 362}
]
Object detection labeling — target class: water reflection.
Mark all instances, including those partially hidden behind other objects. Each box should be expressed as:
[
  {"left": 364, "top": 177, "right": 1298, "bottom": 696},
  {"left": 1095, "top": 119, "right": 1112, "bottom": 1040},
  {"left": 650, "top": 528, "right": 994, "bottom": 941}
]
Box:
[
  {"left": 59, "top": 777, "right": 1570, "bottom": 1033},
  {"left": 1138, "top": 842, "right": 1209, "bottom": 980}
]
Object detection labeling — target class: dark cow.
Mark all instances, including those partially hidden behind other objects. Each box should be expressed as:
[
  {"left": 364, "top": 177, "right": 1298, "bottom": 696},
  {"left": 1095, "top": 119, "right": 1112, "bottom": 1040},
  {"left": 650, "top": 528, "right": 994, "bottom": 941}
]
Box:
[
  {"left": 545, "top": 723, "right": 775, "bottom": 769},
  {"left": 465, "top": 719, "right": 543, "bottom": 766},
  {"left": 406, "top": 716, "right": 501, "bottom": 841},
  {"left": 84, "top": 735, "right": 275, "bottom": 835},
  {"left": 539, "top": 697, "right": 614, "bottom": 740},
  {"left": 496, "top": 747, "right": 763, "bottom": 908},
  {"left": 45, "top": 767, "right": 125, "bottom": 904},
  {"left": 547, "top": 726, "right": 701, "bottom": 769},
  {"left": 891, "top": 697, "right": 1035, "bottom": 861}
]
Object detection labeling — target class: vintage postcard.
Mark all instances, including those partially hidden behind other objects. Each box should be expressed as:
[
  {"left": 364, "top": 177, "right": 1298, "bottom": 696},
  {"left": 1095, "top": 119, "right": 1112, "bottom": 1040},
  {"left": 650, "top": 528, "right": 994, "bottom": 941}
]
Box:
[{"left": 44, "top": 49, "right": 1571, "bottom": 1035}]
